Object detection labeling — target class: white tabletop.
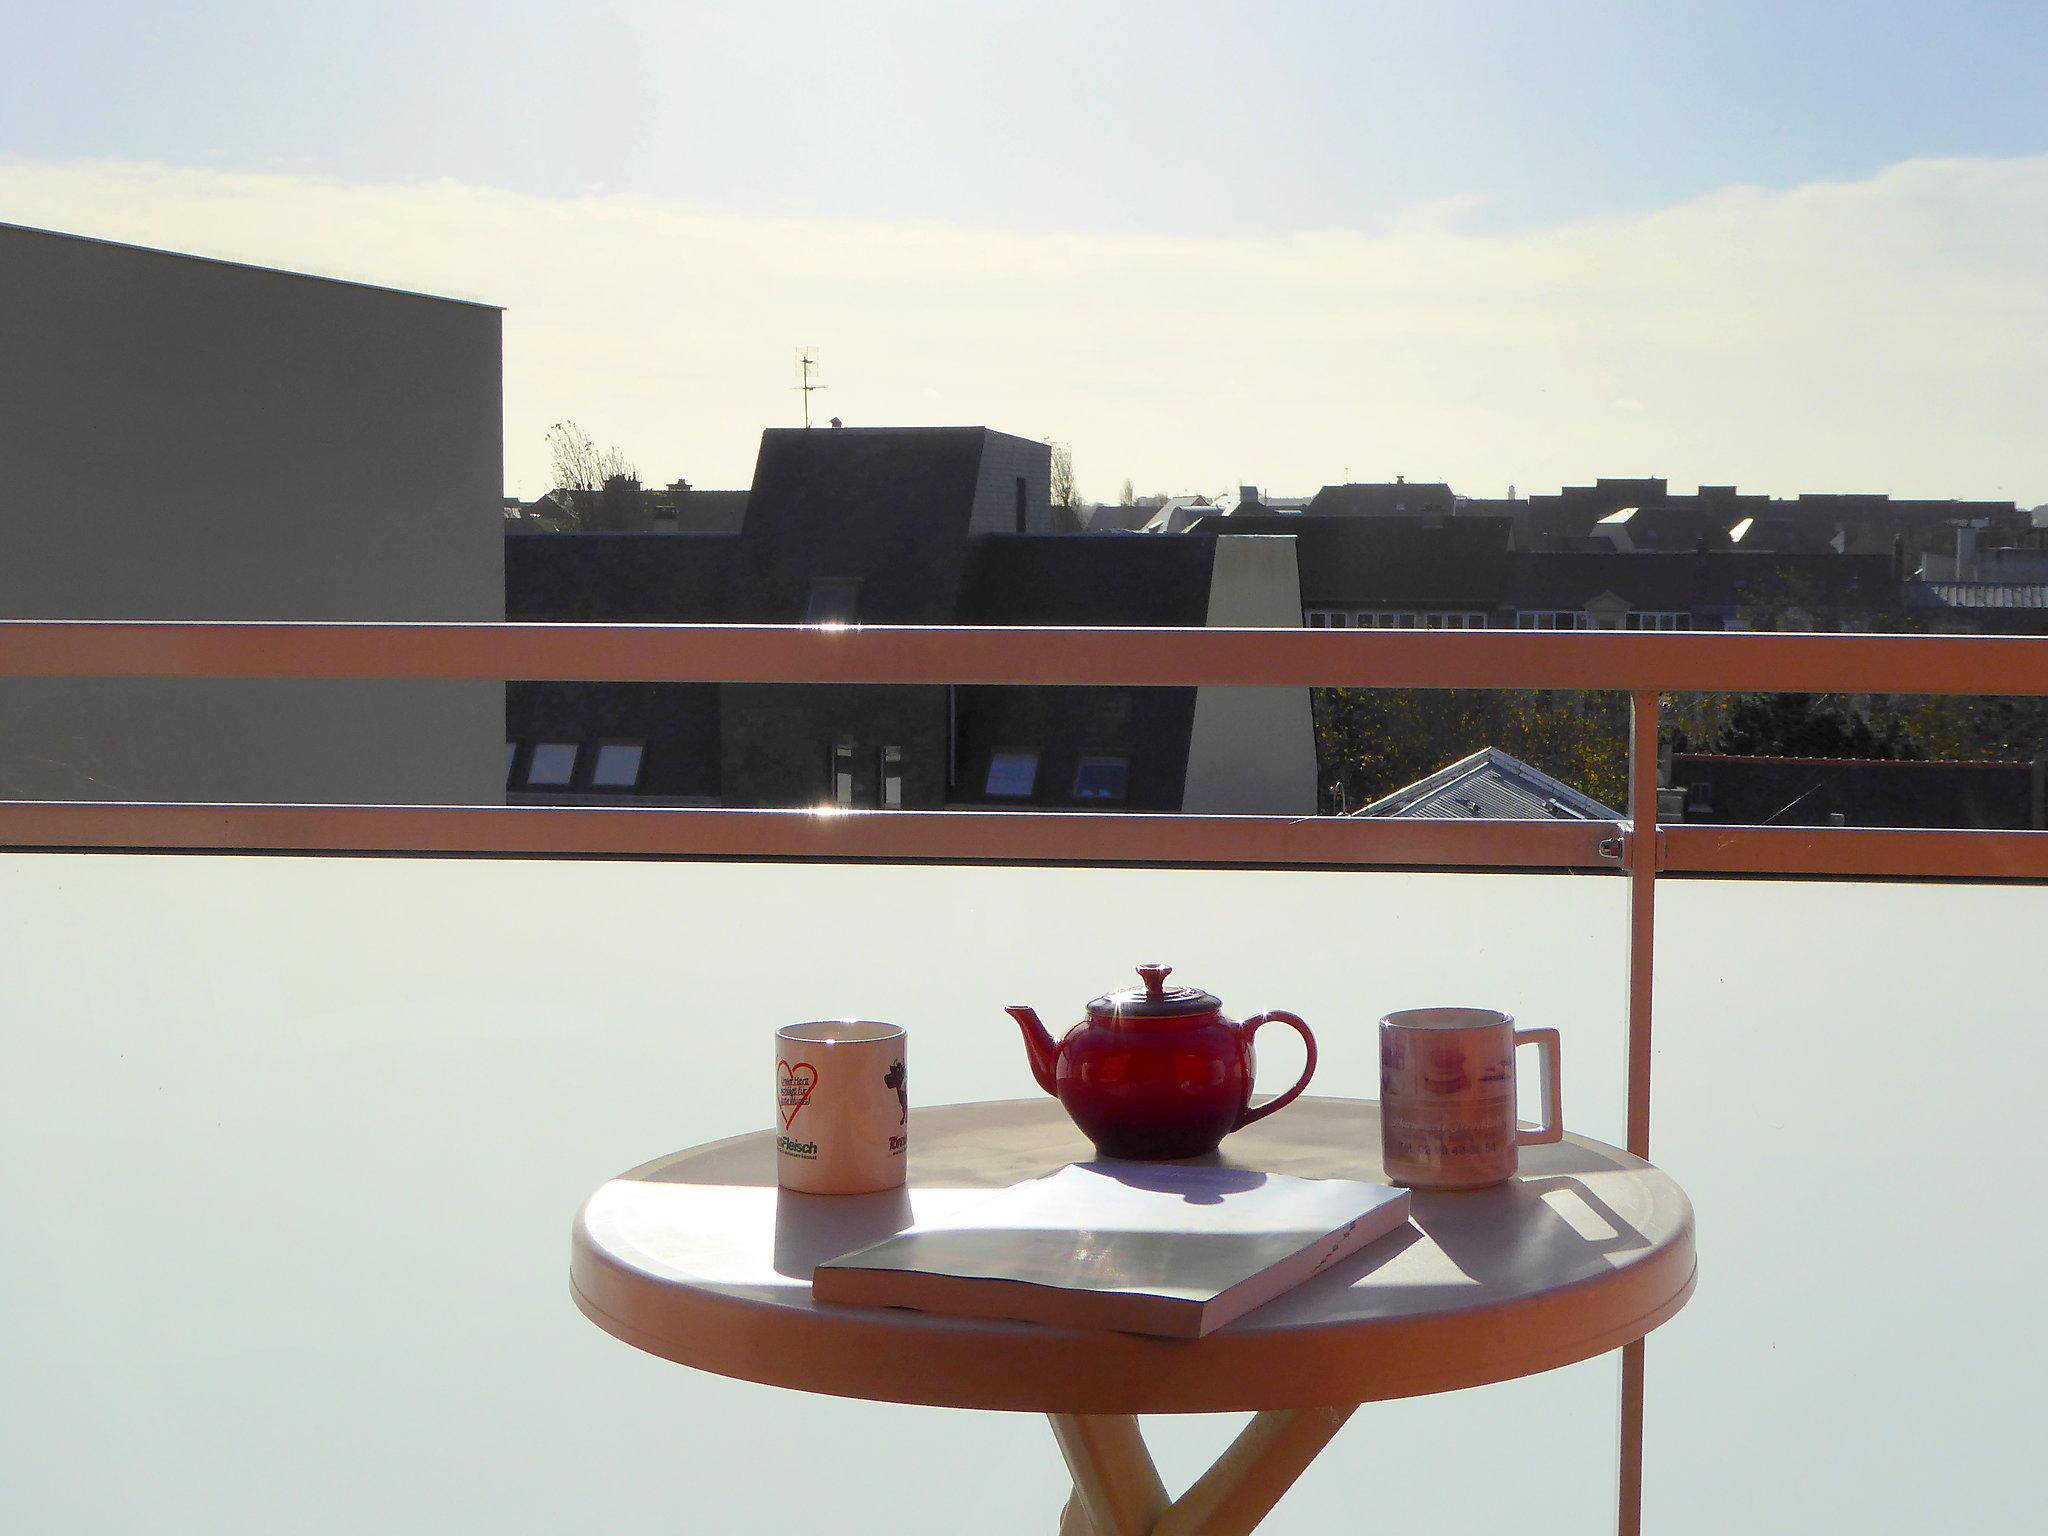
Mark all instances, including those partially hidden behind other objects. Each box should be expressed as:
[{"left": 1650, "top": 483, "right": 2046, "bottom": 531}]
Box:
[{"left": 571, "top": 1097, "right": 1695, "bottom": 1414}]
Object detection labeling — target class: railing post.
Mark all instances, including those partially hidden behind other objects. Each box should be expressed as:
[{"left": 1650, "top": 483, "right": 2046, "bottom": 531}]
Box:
[{"left": 1618, "top": 689, "right": 1661, "bottom": 1536}]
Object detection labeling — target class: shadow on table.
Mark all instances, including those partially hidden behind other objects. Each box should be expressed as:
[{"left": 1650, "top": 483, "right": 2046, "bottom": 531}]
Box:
[
  {"left": 1243, "top": 1172, "right": 1652, "bottom": 1327},
  {"left": 773, "top": 1184, "right": 917, "bottom": 1279}
]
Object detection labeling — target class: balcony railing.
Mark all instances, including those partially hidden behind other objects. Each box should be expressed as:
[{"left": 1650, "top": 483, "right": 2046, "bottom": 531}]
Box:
[{"left": 3, "top": 617, "right": 2041, "bottom": 1536}]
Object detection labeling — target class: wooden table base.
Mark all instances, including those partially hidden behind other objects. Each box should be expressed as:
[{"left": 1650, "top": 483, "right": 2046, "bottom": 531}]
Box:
[{"left": 1050, "top": 1407, "right": 1357, "bottom": 1536}]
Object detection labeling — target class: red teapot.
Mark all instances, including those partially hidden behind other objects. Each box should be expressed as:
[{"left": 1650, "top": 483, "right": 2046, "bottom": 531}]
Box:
[{"left": 1007, "top": 964, "right": 1319, "bottom": 1160}]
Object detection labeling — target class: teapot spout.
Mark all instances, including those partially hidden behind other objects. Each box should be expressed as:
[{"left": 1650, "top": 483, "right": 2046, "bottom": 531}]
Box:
[{"left": 1005, "top": 1005, "right": 1061, "bottom": 1097}]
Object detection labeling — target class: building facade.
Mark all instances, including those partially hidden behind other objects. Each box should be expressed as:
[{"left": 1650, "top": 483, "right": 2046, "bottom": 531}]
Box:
[{"left": 0, "top": 224, "right": 505, "bottom": 804}]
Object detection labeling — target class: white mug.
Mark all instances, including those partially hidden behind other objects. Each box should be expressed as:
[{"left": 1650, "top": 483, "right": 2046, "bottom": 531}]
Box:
[
  {"left": 1379, "top": 1007, "right": 1562, "bottom": 1190},
  {"left": 775, "top": 1021, "right": 909, "bottom": 1195}
]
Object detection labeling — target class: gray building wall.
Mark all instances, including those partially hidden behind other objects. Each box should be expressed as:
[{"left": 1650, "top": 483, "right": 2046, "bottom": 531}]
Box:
[
  {"left": 0, "top": 224, "right": 505, "bottom": 804},
  {"left": 966, "top": 432, "right": 1054, "bottom": 536},
  {"left": 1181, "top": 536, "right": 1318, "bottom": 814}
]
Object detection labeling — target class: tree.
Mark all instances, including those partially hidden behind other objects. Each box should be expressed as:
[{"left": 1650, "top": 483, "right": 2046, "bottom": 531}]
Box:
[
  {"left": 545, "top": 420, "right": 636, "bottom": 493},
  {"left": 1118, "top": 477, "right": 1135, "bottom": 506},
  {"left": 1049, "top": 441, "right": 1077, "bottom": 516},
  {"left": 1705, "top": 694, "right": 1920, "bottom": 759}
]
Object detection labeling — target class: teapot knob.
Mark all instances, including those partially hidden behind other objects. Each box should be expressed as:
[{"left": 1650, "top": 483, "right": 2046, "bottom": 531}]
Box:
[{"left": 1136, "top": 963, "right": 1173, "bottom": 998}]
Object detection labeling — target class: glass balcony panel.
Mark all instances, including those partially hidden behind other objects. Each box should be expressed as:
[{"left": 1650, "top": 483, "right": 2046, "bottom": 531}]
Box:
[
  {"left": 1, "top": 854, "right": 1627, "bottom": 1535},
  {"left": 1645, "top": 876, "right": 2046, "bottom": 1534}
]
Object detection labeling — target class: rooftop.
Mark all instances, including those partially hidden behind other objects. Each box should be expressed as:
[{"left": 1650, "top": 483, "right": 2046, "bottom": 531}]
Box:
[{"left": 1355, "top": 746, "right": 1622, "bottom": 820}]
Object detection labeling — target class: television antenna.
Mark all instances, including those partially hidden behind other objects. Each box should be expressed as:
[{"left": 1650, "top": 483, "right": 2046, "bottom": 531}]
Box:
[{"left": 794, "top": 347, "right": 827, "bottom": 428}]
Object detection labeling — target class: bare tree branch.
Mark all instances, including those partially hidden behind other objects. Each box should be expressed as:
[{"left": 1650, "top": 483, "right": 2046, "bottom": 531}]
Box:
[
  {"left": 1049, "top": 441, "right": 1077, "bottom": 514},
  {"left": 545, "top": 420, "right": 636, "bottom": 493}
]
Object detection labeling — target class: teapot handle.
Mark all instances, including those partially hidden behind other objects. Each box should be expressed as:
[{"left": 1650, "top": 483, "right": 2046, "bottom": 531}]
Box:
[{"left": 1233, "top": 1010, "right": 1318, "bottom": 1130}]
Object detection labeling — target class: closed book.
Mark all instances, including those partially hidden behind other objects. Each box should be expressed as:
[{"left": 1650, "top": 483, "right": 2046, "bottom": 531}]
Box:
[{"left": 812, "top": 1161, "right": 1411, "bottom": 1339}]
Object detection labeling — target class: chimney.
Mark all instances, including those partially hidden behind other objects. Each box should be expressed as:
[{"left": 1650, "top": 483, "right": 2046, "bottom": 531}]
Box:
[
  {"left": 1955, "top": 520, "right": 1986, "bottom": 581},
  {"left": 594, "top": 473, "right": 650, "bottom": 532}
]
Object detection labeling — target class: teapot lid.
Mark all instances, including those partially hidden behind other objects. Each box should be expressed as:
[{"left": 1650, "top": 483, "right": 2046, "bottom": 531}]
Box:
[{"left": 1087, "top": 964, "right": 1221, "bottom": 1020}]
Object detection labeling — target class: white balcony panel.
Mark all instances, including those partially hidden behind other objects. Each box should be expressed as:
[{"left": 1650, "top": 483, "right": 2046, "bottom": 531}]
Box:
[{"left": 6, "top": 855, "right": 2030, "bottom": 1532}]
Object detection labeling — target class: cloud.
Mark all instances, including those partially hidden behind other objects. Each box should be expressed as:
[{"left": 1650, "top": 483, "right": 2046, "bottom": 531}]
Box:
[{"left": 2, "top": 155, "right": 2042, "bottom": 503}]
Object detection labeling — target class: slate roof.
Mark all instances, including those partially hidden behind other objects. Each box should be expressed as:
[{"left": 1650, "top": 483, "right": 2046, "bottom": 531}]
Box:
[
  {"left": 1595, "top": 505, "right": 1732, "bottom": 552},
  {"left": 1185, "top": 514, "right": 1511, "bottom": 606},
  {"left": 1907, "top": 581, "right": 2048, "bottom": 609},
  {"left": 502, "top": 438, "right": 1236, "bottom": 813},
  {"left": 1505, "top": 552, "right": 1894, "bottom": 614},
  {"left": 505, "top": 529, "right": 739, "bottom": 621},
  {"left": 1308, "top": 482, "right": 1457, "bottom": 518},
  {"left": 1355, "top": 747, "right": 1621, "bottom": 821},
  {"left": 503, "top": 533, "right": 735, "bottom": 797},
  {"left": 1082, "top": 504, "right": 1157, "bottom": 533},
  {"left": 739, "top": 426, "right": 993, "bottom": 622},
  {"left": 955, "top": 533, "right": 1216, "bottom": 626},
  {"left": 506, "top": 682, "right": 722, "bottom": 800},
  {"left": 667, "top": 489, "right": 749, "bottom": 534},
  {"left": 948, "top": 534, "right": 1217, "bottom": 810}
]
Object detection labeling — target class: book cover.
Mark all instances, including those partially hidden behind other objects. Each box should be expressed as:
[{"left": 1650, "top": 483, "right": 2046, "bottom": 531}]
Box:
[{"left": 811, "top": 1162, "right": 1412, "bottom": 1339}]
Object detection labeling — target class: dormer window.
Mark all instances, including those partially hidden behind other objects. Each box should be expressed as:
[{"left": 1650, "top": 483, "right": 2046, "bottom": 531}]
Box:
[{"left": 806, "top": 578, "right": 861, "bottom": 625}]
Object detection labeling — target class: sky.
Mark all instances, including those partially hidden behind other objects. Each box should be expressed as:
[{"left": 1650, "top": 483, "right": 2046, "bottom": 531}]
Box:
[{"left": 2, "top": 1, "right": 2042, "bottom": 502}]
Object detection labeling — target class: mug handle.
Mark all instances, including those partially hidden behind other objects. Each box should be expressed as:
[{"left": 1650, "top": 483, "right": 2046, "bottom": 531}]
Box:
[
  {"left": 1234, "top": 1010, "right": 1318, "bottom": 1129},
  {"left": 1514, "top": 1026, "right": 1564, "bottom": 1146}
]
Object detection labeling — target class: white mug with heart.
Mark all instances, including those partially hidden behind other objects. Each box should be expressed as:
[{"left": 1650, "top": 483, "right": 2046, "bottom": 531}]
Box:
[{"left": 774, "top": 1021, "right": 908, "bottom": 1195}]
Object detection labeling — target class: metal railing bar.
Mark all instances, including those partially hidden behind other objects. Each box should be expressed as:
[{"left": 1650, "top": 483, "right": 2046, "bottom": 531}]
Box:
[
  {"left": 7, "top": 803, "right": 2044, "bottom": 875},
  {"left": 1616, "top": 691, "right": 1661, "bottom": 1536},
  {"left": 1662, "top": 823, "right": 2048, "bottom": 880},
  {"left": 6, "top": 620, "right": 2048, "bottom": 696},
  {"left": 0, "top": 802, "right": 1619, "bottom": 868},
  {"left": 9, "top": 802, "right": 2041, "bottom": 874}
]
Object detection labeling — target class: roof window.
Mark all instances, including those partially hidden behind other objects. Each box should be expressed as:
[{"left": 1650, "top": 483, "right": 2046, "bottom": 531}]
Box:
[
  {"left": 984, "top": 750, "right": 1039, "bottom": 798},
  {"left": 589, "top": 742, "right": 645, "bottom": 789},
  {"left": 1071, "top": 757, "right": 1129, "bottom": 803},
  {"left": 525, "top": 743, "right": 578, "bottom": 787}
]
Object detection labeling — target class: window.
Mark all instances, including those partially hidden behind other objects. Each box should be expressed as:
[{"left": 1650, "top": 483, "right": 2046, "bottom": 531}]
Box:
[
  {"left": 1623, "top": 611, "right": 1693, "bottom": 631},
  {"left": 590, "top": 742, "right": 645, "bottom": 789},
  {"left": 984, "top": 750, "right": 1039, "bottom": 798},
  {"left": 1516, "top": 610, "right": 1591, "bottom": 630},
  {"left": 1072, "top": 757, "right": 1129, "bottom": 802},
  {"left": 879, "top": 744, "right": 903, "bottom": 810},
  {"left": 831, "top": 741, "right": 856, "bottom": 807},
  {"left": 525, "top": 742, "right": 578, "bottom": 787},
  {"left": 1306, "top": 611, "right": 1327, "bottom": 628},
  {"left": 805, "top": 578, "right": 861, "bottom": 625}
]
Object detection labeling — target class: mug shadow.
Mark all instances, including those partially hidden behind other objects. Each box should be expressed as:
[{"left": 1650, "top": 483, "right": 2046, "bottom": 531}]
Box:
[{"left": 773, "top": 1183, "right": 917, "bottom": 1279}]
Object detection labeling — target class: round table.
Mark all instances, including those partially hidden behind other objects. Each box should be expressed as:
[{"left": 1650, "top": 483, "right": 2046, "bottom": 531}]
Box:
[{"left": 572, "top": 1098, "right": 1695, "bottom": 1536}]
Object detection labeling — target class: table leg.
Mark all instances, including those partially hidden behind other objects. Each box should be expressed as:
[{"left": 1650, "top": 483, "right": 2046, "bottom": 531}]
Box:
[
  {"left": 1048, "top": 1406, "right": 1358, "bottom": 1536},
  {"left": 1049, "top": 1414, "right": 1170, "bottom": 1536}
]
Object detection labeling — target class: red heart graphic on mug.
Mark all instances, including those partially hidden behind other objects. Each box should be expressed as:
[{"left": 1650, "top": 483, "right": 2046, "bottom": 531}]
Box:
[{"left": 777, "top": 1060, "right": 819, "bottom": 1129}]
